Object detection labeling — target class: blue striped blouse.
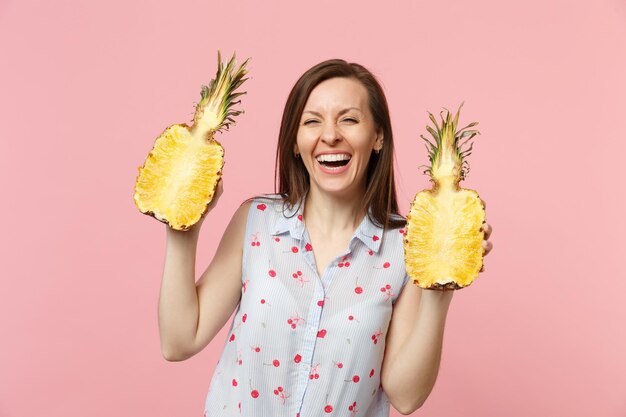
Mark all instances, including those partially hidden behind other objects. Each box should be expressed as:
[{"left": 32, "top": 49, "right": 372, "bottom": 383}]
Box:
[{"left": 204, "top": 194, "right": 410, "bottom": 417}]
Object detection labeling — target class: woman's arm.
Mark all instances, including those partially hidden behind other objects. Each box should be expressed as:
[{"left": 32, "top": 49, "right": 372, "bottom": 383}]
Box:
[
  {"left": 158, "top": 183, "right": 250, "bottom": 361},
  {"left": 380, "top": 285, "right": 454, "bottom": 414}
]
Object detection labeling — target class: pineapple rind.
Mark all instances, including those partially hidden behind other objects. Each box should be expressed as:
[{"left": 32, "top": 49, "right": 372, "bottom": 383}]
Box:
[
  {"left": 404, "top": 188, "right": 485, "bottom": 289},
  {"left": 133, "top": 124, "right": 224, "bottom": 230}
]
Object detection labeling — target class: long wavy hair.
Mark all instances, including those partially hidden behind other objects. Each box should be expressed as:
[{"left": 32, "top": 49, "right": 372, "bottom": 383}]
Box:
[{"left": 274, "top": 59, "right": 404, "bottom": 230}]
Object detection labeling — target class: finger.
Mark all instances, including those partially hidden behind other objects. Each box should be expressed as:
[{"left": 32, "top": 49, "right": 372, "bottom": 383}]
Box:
[
  {"left": 482, "top": 239, "right": 492, "bottom": 255},
  {"left": 480, "top": 223, "right": 492, "bottom": 239}
]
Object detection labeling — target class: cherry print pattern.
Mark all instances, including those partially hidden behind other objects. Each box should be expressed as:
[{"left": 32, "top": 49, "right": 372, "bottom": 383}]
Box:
[
  {"left": 324, "top": 394, "right": 333, "bottom": 413},
  {"left": 203, "top": 196, "right": 408, "bottom": 416},
  {"left": 309, "top": 363, "right": 320, "bottom": 380},
  {"left": 291, "top": 270, "right": 310, "bottom": 287},
  {"left": 379, "top": 284, "right": 396, "bottom": 302},
  {"left": 371, "top": 329, "right": 383, "bottom": 345},
  {"left": 374, "top": 261, "right": 391, "bottom": 269},
  {"left": 338, "top": 254, "right": 352, "bottom": 268},
  {"left": 287, "top": 312, "right": 305, "bottom": 329},
  {"left": 354, "top": 276, "right": 363, "bottom": 294},
  {"left": 348, "top": 401, "right": 359, "bottom": 416},
  {"left": 273, "top": 386, "right": 290, "bottom": 405}
]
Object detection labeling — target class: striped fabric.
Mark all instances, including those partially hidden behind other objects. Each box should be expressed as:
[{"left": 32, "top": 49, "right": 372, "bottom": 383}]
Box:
[{"left": 204, "top": 194, "right": 410, "bottom": 417}]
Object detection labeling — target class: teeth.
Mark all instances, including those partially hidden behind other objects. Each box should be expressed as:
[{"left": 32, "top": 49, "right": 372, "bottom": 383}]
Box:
[{"left": 316, "top": 154, "right": 351, "bottom": 162}]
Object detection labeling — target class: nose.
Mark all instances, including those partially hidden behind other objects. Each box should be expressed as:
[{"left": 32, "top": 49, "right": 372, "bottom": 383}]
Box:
[{"left": 320, "top": 122, "right": 342, "bottom": 145}]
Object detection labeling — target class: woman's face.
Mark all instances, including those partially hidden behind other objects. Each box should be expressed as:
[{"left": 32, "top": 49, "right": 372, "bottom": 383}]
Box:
[{"left": 295, "top": 77, "right": 383, "bottom": 199}]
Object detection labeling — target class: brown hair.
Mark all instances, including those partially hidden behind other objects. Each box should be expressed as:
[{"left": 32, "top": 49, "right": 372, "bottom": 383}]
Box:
[{"left": 274, "top": 59, "right": 404, "bottom": 230}]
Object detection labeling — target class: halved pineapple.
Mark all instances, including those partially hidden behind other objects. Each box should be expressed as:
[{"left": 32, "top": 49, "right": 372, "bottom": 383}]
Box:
[
  {"left": 133, "top": 52, "right": 249, "bottom": 230},
  {"left": 404, "top": 102, "right": 486, "bottom": 289}
]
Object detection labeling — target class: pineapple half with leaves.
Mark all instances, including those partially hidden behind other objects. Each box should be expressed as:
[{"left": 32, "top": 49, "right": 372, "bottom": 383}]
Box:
[
  {"left": 404, "top": 102, "right": 486, "bottom": 290},
  {"left": 133, "top": 52, "right": 249, "bottom": 230}
]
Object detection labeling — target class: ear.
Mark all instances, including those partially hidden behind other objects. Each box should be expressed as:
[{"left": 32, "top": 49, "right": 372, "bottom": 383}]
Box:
[{"left": 374, "top": 129, "right": 384, "bottom": 151}]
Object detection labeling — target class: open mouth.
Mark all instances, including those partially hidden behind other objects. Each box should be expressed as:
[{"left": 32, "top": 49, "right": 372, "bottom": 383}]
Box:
[{"left": 315, "top": 153, "right": 352, "bottom": 170}]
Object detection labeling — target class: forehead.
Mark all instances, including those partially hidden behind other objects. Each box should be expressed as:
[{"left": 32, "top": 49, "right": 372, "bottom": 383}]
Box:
[{"left": 303, "top": 77, "right": 369, "bottom": 112}]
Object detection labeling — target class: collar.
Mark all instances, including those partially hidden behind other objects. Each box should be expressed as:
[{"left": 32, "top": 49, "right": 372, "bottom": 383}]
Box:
[{"left": 271, "top": 196, "right": 384, "bottom": 253}]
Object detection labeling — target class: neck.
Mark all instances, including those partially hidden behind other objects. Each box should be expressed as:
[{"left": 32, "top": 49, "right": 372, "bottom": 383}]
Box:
[{"left": 303, "top": 186, "right": 366, "bottom": 237}]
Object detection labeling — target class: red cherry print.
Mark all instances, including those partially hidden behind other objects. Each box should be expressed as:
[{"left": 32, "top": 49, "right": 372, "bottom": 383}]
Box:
[
  {"left": 373, "top": 235, "right": 379, "bottom": 241},
  {"left": 305, "top": 243, "right": 312, "bottom": 251},
  {"left": 291, "top": 246, "right": 298, "bottom": 253},
  {"left": 232, "top": 379, "right": 238, "bottom": 386},
  {"left": 317, "top": 300, "right": 324, "bottom": 307},
  {"left": 249, "top": 379, "right": 259, "bottom": 398},
  {"left": 274, "top": 389, "right": 279, "bottom": 395},
  {"left": 369, "top": 369, "right": 375, "bottom": 378},
  {"left": 294, "top": 354, "right": 302, "bottom": 363},
  {"left": 345, "top": 262, "right": 350, "bottom": 267},
  {"left": 338, "top": 262, "right": 344, "bottom": 267},
  {"left": 251, "top": 345, "right": 261, "bottom": 353},
  {"left": 274, "top": 237, "right": 280, "bottom": 242},
  {"left": 242, "top": 313, "right": 247, "bottom": 323},
  {"left": 338, "top": 362, "right": 343, "bottom": 368},
  {"left": 278, "top": 386, "right": 283, "bottom": 392},
  {"left": 354, "top": 276, "right": 363, "bottom": 294},
  {"left": 368, "top": 249, "right": 373, "bottom": 256},
  {"left": 353, "top": 375, "right": 360, "bottom": 382},
  {"left": 298, "top": 214, "right": 303, "bottom": 221},
  {"left": 261, "top": 299, "right": 265, "bottom": 304},
  {"left": 229, "top": 334, "right": 235, "bottom": 342},
  {"left": 256, "top": 203, "right": 266, "bottom": 211},
  {"left": 317, "top": 329, "right": 327, "bottom": 338},
  {"left": 348, "top": 315, "right": 354, "bottom": 320},
  {"left": 268, "top": 269, "right": 276, "bottom": 277},
  {"left": 380, "top": 284, "right": 396, "bottom": 302},
  {"left": 264, "top": 359, "right": 280, "bottom": 367},
  {"left": 384, "top": 262, "right": 390, "bottom": 268},
  {"left": 324, "top": 405, "right": 333, "bottom": 413}
]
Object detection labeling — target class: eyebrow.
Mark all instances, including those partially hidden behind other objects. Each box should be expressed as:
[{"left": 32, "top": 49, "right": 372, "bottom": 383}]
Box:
[{"left": 302, "top": 107, "right": 364, "bottom": 117}]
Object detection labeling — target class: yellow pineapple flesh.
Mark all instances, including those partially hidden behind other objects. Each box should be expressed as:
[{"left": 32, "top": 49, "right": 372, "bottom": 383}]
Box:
[
  {"left": 404, "top": 103, "right": 486, "bottom": 289},
  {"left": 133, "top": 52, "right": 249, "bottom": 230}
]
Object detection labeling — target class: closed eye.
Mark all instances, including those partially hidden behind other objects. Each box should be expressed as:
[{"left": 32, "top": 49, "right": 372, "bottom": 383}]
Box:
[
  {"left": 342, "top": 118, "right": 358, "bottom": 123},
  {"left": 303, "top": 119, "right": 319, "bottom": 125}
]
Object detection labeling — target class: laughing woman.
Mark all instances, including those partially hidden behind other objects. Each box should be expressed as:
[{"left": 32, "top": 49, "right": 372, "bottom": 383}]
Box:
[{"left": 158, "top": 59, "right": 493, "bottom": 417}]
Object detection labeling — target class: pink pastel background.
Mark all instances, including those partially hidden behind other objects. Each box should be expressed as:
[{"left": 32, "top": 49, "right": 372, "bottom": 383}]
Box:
[{"left": 1, "top": 0, "right": 625, "bottom": 416}]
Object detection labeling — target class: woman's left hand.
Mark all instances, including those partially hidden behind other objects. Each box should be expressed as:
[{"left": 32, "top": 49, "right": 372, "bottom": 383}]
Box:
[{"left": 479, "top": 199, "right": 493, "bottom": 272}]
